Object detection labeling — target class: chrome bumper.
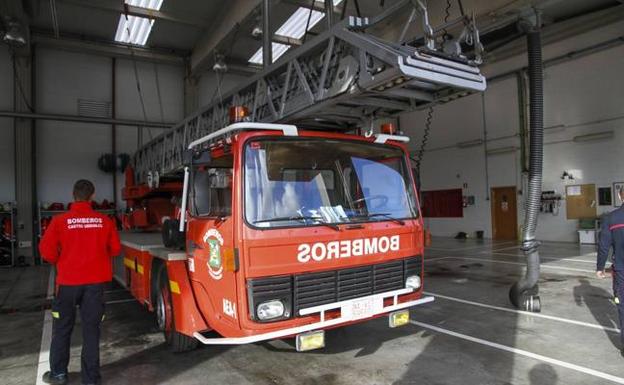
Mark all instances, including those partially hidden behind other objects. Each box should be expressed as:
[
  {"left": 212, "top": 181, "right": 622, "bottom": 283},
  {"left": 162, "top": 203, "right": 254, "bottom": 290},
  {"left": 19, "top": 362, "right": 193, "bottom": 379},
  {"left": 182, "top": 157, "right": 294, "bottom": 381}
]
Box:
[{"left": 193, "top": 288, "right": 434, "bottom": 345}]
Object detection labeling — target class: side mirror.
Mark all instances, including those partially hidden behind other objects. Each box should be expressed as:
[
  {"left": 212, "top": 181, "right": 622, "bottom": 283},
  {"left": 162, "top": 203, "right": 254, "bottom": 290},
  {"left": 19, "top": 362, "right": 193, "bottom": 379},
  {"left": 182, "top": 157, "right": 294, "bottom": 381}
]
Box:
[
  {"left": 192, "top": 150, "right": 212, "bottom": 165},
  {"left": 183, "top": 149, "right": 211, "bottom": 165},
  {"left": 162, "top": 219, "right": 185, "bottom": 249}
]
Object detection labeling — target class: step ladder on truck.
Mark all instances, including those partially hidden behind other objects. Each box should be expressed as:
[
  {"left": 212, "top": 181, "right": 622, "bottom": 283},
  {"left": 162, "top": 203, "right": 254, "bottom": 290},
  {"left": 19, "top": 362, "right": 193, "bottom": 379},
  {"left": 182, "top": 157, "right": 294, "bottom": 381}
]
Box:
[{"left": 115, "top": 0, "right": 486, "bottom": 352}]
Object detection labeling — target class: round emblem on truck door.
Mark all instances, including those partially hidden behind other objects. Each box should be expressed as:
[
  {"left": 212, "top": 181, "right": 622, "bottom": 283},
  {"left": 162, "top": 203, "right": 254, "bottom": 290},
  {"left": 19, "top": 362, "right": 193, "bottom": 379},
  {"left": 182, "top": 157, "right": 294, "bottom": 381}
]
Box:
[{"left": 203, "top": 229, "right": 224, "bottom": 280}]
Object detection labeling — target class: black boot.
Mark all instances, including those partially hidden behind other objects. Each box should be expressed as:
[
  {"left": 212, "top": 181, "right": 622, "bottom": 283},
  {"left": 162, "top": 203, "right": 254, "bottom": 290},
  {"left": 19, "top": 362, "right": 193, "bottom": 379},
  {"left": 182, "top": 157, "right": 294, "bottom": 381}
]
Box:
[{"left": 42, "top": 371, "right": 68, "bottom": 385}]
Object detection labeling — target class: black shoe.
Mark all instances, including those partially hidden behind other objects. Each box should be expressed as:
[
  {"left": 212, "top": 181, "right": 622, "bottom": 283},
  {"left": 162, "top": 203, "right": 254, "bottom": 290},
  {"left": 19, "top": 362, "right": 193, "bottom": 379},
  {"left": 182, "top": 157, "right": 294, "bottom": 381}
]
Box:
[
  {"left": 42, "top": 371, "right": 68, "bottom": 385},
  {"left": 621, "top": 349, "right": 624, "bottom": 358}
]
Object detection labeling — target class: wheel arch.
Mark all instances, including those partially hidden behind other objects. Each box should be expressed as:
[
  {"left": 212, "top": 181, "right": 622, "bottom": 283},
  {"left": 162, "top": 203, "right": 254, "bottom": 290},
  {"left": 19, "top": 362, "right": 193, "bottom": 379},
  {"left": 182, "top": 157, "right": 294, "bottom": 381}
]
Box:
[{"left": 164, "top": 260, "right": 209, "bottom": 336}]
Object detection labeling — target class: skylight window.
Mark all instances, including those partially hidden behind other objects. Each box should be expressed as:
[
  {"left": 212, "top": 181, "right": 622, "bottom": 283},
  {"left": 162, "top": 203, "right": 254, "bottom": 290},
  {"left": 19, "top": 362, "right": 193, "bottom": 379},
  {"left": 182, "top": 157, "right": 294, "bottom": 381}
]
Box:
[
  {"left": 275, "top": 7, "right": 324, "bottom": 40},
  {"left": 114, "top": 0, "right": 164, "bottom": 46},
  {"left": 248, "top": 0, "right": 344, "bottom": 65},
  {"left": 276, "top": 0, "right": 344, "bottom": 39},
  {"left": 249, "top": 42, "right": 290, "bottom": 65}
]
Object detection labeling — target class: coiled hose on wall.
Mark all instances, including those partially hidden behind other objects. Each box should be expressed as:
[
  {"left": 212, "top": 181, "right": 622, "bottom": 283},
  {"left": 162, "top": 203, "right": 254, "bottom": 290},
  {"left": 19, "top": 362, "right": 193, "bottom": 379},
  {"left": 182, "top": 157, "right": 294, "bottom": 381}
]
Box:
[{"left": 509, "top": 28, "right": 543, "bottom": 312}]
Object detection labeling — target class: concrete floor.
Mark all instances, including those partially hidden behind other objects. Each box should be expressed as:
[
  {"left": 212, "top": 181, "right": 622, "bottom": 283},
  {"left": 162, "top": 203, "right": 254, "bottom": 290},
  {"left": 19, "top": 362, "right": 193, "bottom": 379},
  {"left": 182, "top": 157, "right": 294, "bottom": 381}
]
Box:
[{"left": 1, "top": 238, "right": 621, "bottom": 385}]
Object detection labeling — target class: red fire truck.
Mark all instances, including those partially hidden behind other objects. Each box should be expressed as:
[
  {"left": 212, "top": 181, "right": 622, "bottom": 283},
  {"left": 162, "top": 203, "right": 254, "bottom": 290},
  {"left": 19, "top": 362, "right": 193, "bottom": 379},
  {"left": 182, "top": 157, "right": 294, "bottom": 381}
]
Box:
[{"left": 117, "top": 122, "right": 433, "bottom": 352}]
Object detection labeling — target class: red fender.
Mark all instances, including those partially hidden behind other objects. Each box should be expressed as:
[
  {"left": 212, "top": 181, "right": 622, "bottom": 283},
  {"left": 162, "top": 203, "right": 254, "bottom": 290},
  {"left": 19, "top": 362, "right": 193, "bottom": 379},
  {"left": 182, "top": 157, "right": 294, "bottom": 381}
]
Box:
[{"left": 165, "top": 260, "right": 209, "bottom": 336}]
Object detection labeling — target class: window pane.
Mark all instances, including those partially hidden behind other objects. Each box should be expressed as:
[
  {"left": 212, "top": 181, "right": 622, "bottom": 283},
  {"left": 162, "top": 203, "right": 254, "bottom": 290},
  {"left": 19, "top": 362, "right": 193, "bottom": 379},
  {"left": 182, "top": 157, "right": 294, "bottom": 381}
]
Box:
[
  {"left": 244, "top": 139, "right": 418, "bottom": 228},
  {"left": 192, "top": 155, "right": 233, "bottom": 217}
]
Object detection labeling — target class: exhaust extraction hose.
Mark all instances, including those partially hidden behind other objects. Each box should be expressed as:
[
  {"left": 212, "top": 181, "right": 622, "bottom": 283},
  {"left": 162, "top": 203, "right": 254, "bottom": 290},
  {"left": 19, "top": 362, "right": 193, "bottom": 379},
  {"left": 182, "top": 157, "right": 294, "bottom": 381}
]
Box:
[{"left": 509, "top": 28, "right": 543, "bottom": 312}]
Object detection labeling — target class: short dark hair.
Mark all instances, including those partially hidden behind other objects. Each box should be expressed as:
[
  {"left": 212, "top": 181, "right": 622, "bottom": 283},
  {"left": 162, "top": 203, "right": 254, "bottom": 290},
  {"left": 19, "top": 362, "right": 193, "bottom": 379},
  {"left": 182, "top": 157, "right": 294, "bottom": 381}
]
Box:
[{"left": 73, "top": 179, "right": 95, "bottom": 201}]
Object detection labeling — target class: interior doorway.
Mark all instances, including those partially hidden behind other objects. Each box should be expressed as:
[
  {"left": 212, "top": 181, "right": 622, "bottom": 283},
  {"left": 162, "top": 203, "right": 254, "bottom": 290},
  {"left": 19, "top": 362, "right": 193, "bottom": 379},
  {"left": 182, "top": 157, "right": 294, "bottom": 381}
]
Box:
[{"left": 491, "top": 186, "right": 518, "bottom": 240}]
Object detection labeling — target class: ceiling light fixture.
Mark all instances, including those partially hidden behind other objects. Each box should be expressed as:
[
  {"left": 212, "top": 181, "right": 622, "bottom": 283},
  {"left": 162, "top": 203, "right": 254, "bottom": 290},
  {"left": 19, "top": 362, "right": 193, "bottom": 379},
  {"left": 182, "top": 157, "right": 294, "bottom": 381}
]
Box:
[
  {"left": 2, "top": 17, "right": 26, "bottom": 47},
  {"left": 572, "top": 131, "right": 613, "bottom": 142},
  {"left": 456, "top": 139, "right": 484, "bottom": 148},
  {"left": 486, "top": 146, "right": 517, "bottom": 155}
]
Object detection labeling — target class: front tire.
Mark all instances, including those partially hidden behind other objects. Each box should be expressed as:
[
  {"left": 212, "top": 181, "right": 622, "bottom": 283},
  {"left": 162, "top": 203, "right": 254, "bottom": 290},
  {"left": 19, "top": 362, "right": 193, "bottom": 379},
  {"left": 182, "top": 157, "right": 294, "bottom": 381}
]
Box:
[{"left": 156, "top": 265, "right": 198, "bottom": 352}]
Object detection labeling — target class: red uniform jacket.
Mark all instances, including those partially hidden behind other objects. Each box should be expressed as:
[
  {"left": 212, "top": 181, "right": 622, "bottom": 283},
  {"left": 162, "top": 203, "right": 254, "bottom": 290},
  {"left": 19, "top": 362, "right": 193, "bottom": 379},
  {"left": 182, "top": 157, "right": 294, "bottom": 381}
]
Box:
[{"left": 39, "top": 201, "right": 121, "bottom": 285}]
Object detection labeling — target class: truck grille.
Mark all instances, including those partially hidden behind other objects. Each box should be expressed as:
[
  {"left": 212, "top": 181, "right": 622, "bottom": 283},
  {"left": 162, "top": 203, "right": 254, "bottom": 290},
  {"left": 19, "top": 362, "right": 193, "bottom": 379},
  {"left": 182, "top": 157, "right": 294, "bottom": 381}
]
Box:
[{"left": 247, "top": 256, "right": 422, "bottom": 319}]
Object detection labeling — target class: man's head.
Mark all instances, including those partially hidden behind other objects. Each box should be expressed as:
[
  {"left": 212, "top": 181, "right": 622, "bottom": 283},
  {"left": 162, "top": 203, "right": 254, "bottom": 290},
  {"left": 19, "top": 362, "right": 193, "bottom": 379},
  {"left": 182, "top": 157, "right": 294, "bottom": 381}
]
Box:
[{"left": 73, "top": 179, "right": 95, "bottom": 202}]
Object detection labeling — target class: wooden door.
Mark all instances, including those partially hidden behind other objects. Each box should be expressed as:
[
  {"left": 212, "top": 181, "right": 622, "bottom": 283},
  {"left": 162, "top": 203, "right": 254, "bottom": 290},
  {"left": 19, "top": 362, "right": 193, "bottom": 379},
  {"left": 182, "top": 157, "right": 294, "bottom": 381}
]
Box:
[{"left": 491, "top": 186, "right": 518, "bottom": 240}]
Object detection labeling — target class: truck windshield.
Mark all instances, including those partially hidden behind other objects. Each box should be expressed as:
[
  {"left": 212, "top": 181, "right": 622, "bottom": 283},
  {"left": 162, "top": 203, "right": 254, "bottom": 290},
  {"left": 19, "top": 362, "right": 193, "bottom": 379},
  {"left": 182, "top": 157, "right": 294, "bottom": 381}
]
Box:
[{"left": 244, "top": 138, "right": 419, "bottom": 228}]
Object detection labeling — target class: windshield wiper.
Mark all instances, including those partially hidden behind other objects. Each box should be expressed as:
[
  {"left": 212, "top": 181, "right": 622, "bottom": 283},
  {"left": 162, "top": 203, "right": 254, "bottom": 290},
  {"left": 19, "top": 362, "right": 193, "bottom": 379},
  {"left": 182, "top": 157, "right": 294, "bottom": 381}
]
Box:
[
  {"left": 349, "top": 213, "right": 405, "bottom": 226},
  {"left": 253, "top": 215, "right": 340, "bottom": 231}
]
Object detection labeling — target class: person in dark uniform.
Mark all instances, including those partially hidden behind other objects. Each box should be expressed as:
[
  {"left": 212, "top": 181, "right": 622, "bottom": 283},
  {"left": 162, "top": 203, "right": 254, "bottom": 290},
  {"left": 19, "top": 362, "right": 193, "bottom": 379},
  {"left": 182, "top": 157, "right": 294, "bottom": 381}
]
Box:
[
  {"left": 597, "top": 188, "right": 624, "bottom": 356},
  {"left": 39, "top": 180, "right": 121, "bottom": 385}
]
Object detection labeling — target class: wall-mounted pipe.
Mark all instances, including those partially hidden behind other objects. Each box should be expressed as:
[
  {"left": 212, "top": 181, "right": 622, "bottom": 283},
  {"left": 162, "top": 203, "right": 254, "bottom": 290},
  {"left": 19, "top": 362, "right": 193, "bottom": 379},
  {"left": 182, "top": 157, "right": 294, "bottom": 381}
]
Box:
[
  {"left": 262, "top": 0, "right": 272, "bottom": 67},
  {"left": 481, "top": 93, "right": 490, "bottom": 201},
  {"left": 509, "top": 23, "right": 543, "bottom": 313},
  {"left": 516, "top": 71, "right": 528, "bottom": 172},
  {"left": 325, "top": 0, "right": 334, "bottom": 30},
  {"left": 112, "top": 57, "right": 117, "bottom": 208},
  {"left": 31, "top": 48, "right": 39, "bottom": 265},
  {"left": 0, "top": 110, "right": 173, "bottom": 128}
]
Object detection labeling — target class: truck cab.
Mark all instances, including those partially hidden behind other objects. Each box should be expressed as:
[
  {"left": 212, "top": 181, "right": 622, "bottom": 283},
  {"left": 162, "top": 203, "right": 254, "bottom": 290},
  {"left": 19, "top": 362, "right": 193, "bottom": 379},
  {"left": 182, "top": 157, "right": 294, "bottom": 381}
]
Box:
[{"left": 119, "top": 123, "right": 433, "bottom": 352}]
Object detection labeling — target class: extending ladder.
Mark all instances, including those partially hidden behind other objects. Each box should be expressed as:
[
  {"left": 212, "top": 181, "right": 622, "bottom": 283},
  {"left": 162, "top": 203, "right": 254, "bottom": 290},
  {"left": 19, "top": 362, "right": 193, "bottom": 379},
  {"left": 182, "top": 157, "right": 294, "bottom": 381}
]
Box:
[{"left": 132, "top": 0, "right": 486, "bottom": 184}]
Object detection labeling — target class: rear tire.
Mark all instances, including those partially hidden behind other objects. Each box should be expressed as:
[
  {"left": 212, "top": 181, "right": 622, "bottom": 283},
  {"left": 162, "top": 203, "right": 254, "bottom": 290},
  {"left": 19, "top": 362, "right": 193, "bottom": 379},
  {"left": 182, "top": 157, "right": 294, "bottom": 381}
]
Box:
[{"left": 156, "top": 265, "right": 198, "bottom": 352}]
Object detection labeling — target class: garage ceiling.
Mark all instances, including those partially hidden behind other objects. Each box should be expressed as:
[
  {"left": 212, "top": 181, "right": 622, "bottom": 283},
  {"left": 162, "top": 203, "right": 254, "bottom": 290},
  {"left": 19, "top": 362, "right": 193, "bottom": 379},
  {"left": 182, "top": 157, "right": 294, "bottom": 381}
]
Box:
[{"left": 1, "top": 0, "right": 622, "bottom": 74}]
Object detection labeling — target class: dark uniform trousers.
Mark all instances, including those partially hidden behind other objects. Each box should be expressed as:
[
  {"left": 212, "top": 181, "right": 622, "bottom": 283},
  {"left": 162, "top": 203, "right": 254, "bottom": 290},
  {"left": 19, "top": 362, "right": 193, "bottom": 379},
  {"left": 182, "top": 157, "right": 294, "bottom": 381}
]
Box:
[
  {"left": 614, "top": 269, "right": 624, "bottom": 346},
  {"left": 50, "top": 283, "right": 105, "bottom": 384},
  {"left": 598, "top": 205, "right": 624, "bottom": 349}
]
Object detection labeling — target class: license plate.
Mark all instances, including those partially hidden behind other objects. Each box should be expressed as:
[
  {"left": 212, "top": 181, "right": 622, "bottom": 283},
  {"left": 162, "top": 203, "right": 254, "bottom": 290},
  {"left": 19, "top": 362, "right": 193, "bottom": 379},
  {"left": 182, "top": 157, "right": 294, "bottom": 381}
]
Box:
[{"left": 349, "top": 297, "right": 375, "bottom": 320}]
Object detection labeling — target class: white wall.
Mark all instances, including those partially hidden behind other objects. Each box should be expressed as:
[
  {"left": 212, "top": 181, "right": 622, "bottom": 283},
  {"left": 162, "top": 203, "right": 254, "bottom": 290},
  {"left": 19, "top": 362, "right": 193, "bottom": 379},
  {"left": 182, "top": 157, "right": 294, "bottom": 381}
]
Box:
[
  {"left": 116, "top": 59, "right": 184, "bottom": 124},
  {"left": 35, "top": 48, "right": 184, "bottom": 206},
  {"left": 402, "top": 76, "right": 521, "bottom": 239},
  {"left": 0, "top": 46, "right": 15, "bottom": 202},
  {"left": 36, "top": 49, "right": 113, "bottom": 204},
  {"left": 402, "top": 28, "right": 624, "bottom": 242}
]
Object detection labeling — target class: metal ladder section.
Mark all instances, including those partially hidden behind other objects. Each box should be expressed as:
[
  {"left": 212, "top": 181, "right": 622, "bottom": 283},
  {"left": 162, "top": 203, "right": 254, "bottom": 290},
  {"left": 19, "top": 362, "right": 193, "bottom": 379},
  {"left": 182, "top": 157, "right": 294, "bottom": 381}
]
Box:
[{"left": 132, "top": 0, "right": 487, "bottom": 184}]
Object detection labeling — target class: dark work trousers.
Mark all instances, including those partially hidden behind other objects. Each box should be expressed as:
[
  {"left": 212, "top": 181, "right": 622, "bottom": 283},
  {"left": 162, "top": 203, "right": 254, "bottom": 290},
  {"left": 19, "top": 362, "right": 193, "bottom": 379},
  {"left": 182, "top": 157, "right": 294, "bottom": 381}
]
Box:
[
  {"left": 50, "top": 283, "right": 105, "bottom": 384},
  {"left": 614, "top": 269, "right": 624, "bottom": 348}
]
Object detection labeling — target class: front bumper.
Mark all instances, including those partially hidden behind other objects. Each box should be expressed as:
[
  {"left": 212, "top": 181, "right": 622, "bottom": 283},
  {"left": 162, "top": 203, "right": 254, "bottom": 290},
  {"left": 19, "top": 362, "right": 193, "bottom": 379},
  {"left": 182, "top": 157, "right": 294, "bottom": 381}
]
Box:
[{"left": 193, "top": 288, "right": 434, "bottom": 345}]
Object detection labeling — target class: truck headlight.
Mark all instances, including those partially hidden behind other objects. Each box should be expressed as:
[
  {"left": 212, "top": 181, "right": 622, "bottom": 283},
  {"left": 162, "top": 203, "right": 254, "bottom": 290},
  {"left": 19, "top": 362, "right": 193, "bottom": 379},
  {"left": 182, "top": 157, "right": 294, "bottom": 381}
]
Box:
[
  {"left": 405, "top": 275, "right": 421, "bottom": 290},
  {"left": 257, "top": 300, "right": 285, "bottom": 320}
]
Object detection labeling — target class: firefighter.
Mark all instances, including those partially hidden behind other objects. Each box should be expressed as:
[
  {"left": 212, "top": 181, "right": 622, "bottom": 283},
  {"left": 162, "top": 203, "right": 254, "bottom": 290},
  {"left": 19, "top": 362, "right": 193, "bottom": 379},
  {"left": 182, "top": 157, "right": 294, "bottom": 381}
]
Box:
[
  {"left": 597, "top": 188, "right": 624, "bottom": 356},
  {"left": 39, "top": 180, "right": 121, "bottom": 385}
]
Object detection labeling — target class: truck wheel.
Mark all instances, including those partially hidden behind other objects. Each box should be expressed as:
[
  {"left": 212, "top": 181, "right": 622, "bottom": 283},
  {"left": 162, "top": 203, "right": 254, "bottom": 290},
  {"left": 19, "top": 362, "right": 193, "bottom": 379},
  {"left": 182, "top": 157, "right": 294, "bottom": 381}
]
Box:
[{"left": 156, "top": 266, "right": 198, "bottom": 352}]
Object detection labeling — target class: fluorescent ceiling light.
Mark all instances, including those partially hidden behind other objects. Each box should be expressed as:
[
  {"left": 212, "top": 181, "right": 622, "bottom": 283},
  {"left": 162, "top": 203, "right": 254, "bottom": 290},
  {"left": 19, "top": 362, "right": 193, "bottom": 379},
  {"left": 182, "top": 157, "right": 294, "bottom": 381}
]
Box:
[
  {"left": 126, "top": 0, "right": 163, "bottom": 11},
  {"left": 249, "top": 42, "right": 290, "bottom": 65},
  {"left": 486, "top": 146, "right": 518, "bottom": 155},
  {"left": 573, "top": 131, "right": 613, "bottom": 142},
  {"left": 114, "top": 0, "right": 163, "bottom": 45},
  {"left": 249, "top": 0, "right": 344, "bottom": 64},
  {"left": 456, "top": 139, "right": 484, "bottom": 148}
]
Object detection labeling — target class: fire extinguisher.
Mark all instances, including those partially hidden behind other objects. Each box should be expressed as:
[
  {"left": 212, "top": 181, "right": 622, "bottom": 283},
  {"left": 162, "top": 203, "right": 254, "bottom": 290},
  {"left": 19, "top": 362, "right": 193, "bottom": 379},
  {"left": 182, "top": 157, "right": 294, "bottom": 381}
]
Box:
[
  {"left": 41, "top": 217, "right": 51, "bottom": 236},
  {"left": 1, "top": 217, "right": 11, "bottom": 240}
]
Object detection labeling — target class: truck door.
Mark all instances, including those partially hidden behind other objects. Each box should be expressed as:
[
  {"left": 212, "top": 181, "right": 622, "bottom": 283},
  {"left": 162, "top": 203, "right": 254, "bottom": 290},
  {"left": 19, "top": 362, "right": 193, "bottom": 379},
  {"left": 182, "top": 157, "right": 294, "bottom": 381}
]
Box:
[{"left": 186, "top": 153, "right": 240, "bottom": 330}]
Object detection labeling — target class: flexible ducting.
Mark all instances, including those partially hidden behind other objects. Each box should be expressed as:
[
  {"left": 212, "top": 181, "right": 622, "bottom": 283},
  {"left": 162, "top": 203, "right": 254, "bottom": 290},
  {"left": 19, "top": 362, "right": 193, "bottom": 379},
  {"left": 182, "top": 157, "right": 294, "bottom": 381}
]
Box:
[{"left": 509, "top": 29, "right": 543, "bottom": 312}]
